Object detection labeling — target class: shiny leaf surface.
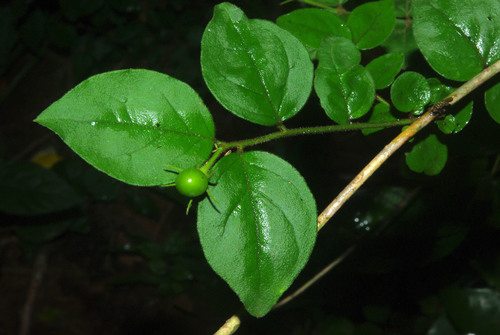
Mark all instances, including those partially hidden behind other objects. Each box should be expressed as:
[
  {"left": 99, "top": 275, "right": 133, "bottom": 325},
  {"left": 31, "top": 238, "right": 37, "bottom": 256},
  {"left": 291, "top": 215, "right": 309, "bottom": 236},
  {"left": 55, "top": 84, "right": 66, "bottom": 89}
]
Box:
[
  {"left": 413, "top": 0, "right": 500, "bottom": 81},
  {"left": 197, "top": 151, "right": 317, "bottom": 317},
  {"left": 201, "top": 3, "right": 313, "bottom": 126},
  {"left": 391, "top": 71, "right": 430, "bottom": 113},
  {"left": 314, "top": 37, "right": 375, "bottom": 124},
  {"left": 35, "top": 69, "right": 215, "bottom": 186}
]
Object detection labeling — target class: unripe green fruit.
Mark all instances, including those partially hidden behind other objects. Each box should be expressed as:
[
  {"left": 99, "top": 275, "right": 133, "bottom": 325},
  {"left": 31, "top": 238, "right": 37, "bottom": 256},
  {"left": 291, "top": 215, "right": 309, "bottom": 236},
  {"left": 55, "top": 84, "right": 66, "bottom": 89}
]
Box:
[{"left": 175, "top": 168, "right": 209, "bottom": 197}]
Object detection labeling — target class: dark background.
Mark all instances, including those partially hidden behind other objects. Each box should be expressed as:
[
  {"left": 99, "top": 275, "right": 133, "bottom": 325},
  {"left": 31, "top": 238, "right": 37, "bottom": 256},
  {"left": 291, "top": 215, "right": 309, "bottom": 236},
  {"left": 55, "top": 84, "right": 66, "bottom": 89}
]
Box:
[{"left": 1, "top": 0, "right": 500, "bottom": 334}]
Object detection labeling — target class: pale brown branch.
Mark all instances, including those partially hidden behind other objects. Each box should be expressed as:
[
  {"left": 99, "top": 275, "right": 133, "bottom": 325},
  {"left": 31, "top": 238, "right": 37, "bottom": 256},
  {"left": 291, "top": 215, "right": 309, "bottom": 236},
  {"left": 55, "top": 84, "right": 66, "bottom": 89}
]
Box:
[
  {"left": 214, "top": 315, "right": 241, "bottom": 335},
  {"left": 272, "top": 246, "right": 356, "bottom": 309},
  {"left": 318, "top": 59, "right": 500, "bottom": 231}
]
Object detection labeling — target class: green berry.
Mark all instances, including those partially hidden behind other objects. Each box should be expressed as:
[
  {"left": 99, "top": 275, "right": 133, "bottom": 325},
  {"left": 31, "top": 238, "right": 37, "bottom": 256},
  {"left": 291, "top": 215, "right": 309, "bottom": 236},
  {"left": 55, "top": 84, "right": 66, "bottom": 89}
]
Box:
[{"left": 175, "top": 168, "right": 209, "bottom": 197}]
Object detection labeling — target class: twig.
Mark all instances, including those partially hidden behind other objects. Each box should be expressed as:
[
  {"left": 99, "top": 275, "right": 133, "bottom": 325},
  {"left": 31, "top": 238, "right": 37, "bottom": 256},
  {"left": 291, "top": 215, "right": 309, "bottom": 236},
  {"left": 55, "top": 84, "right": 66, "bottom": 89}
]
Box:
[
  {"left": 273, "top": 246, "right": 356, "bottom": 309},
  {"left": 318, "top": 59, "right": 500, "bottom": 230},
  {"left": 214, "top": 315, "right": 241, "bottom": 335},
  {"left": 19, "top": 248, "right": 48, "bottom": 335}
]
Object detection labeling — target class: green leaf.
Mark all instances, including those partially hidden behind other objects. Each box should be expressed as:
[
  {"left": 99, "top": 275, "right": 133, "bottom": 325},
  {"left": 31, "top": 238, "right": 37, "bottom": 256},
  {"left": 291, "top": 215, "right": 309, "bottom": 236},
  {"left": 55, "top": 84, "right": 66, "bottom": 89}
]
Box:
[
  {"left": 276, "top": 8, "right": 351, "bottom": 57},
  {"left": 314, "top": 37, "right": 375, "bottom": 124},
  {"left": 485, "top": 80, "right": 500, "bottom": 124},
  {"left": 0, "top": 162, "right": 82, "bottom": 216},
  {"left": 391, "top": 71, "right": 430, "bottom": 113},
  {"left": 35, "top": 69, "right": 215, "bottom": 187},
  {"left": 201, "top": 3, "right": 313, "bottom": 126},
  {"left": 405, "top": 134, "right": 447, "bottom": 176},
  {"left": 413, "top": 0, "right": 500, "bottom": 81},
  {"left": 362, "top": 103, "right": 397, "bottom": 136},
  {"left": 347, "top": 0, "right": 396, "bottom": 50},
  {"left": 442, "top": 288, "right": 500, "bottom": 335},
  {"left": 366, "top": 53, "right": 404, "bottom": 89},
  {"left": 436, "top": 107, "right": 473, "bottom": 134},
  {"left": 197, "top": 151, "right": 317, "bottom": 317}
]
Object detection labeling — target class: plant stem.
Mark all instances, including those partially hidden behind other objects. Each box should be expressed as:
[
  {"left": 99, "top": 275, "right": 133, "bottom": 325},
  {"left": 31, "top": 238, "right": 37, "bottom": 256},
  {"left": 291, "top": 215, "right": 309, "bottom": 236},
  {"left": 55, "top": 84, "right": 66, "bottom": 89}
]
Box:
[
  {"left": 318, "top": 58, "right": 500, "bottom": 230},
  {"left": 272, "top": 246, "right": 356, "bottom": 310},
  {"left": 201, "top": 146, "right": 225, "bottom": 174},
  {"left": 220, "top": 119, "right": 414, "bottom": 151},
  {"left": 214, "top": 315, "right": 241, "bottom": 335}
]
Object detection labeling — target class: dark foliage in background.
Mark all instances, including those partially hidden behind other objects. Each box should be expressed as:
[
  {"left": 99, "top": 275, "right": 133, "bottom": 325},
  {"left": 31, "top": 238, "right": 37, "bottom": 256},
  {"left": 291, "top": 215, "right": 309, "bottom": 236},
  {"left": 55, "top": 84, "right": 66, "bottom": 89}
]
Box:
[{"left": 1, "top": 0, "right": 500, "bottom": 334}]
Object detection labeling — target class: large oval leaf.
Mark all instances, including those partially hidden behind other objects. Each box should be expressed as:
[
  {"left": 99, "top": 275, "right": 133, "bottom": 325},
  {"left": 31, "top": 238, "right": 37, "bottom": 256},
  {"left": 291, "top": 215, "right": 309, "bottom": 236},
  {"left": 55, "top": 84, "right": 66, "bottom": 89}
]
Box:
[
  {"left": 197, "top": 151, "right": 317, "bottom": 317},
  {"left": 35, "top": 69, "right": 215, "bottom": 186},
  {"left": 201, "top": 3, "right": 313, "bottom": 126},
  {"left": 314, "top": 37, "right": 375, "bottom": 124},
  {"left": 413, "top": 0, "right": 500, "bottom": 81}
]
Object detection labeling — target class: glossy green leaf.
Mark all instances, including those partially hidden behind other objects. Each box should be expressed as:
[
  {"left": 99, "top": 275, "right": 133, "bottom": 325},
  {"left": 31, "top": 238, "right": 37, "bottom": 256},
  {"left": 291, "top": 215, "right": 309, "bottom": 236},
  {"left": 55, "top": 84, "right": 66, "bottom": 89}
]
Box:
[
  {"left": 315, "top": 37, "right": 375, "bottom": 124},
  {"left": 391, "top": 71, "right": 430, "bottom": 113},
  {"left": 413, "top": 0, "right": 500, "bottom": 81},
  {"left": 197, "top": 151, "right": 317, "bottom": 317},
  {"left": 442, "top": 288, "right": 500, "bottom": 335},
  {"left": 366, "top": 53, "right": 404, "bottom": 89},
  {"left": 485, "top": 81, "right": 500, "bottom": 124},
  {"left": 405, "top": 134, "right": 447, "bottom": 175},
  {"left": 201, "top": 3, "right": 313, "bottom": 126},
  {"left": 347, "top": 0, "right": 396, "bottom": 50},
  {"left": 35, "top": 69, "right": 215, "bottom": 187},
  {"left": 0, "top": 162, "right": 82, "bottom": 216},
  {"left": 436, "top": 108, "right": 473, "bottom": 134},
  {"left": 276, "top": 8, "right": 351, "bottom": 56},
  {"left": 362, "top": 103, "right": 397, "bottom": 136}
]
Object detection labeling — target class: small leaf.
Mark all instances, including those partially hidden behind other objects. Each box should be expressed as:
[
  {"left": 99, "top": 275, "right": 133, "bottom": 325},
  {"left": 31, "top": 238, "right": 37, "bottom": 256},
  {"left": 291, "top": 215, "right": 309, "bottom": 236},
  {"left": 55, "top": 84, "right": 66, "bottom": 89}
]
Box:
[
  {"left": 0, "top": 161, "right": 82, "bottom": 216},
  {"left": 35, "top": 69, "right": 215, "bottom": 187},
  {"left": 276, "top": 8, "right": 351, "bottom": 56},
  {"left": 201, "top": 3, "right": 313, "bottom": 126},
  {"left": 485, "top": 81, "right": 500, "bottom": 124},
  {"left": 413, "top": 0, "right": 500, "bottom": 81},
  {"left": 366, "top": 53, "right": 404, "bottom": 89},
  {"left": 347, "top": 0, "right": 396, "bottom": 50},
  {"left": 391, "top": 71, "right": 430, "bottom": 113},
  {"left": 314, "top": 37, "right": 375, "bottom": 124},
  {"left": 197, "top": 151, "right": 317, "bottom": 317},
  {"left": 405, "top": 134, "right": 447, "bottom": 176},
  {"left": 442, "top": 288, "right": 500, "bottom": 335},
  {"left": 362, "top": 103, "right": 397, "bottom": 136}
]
